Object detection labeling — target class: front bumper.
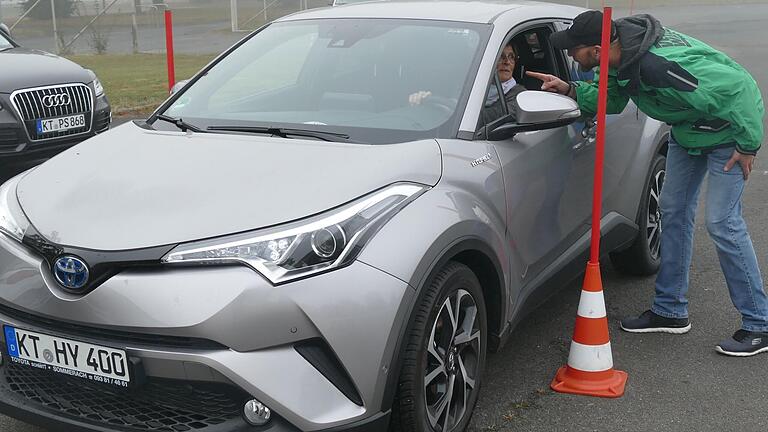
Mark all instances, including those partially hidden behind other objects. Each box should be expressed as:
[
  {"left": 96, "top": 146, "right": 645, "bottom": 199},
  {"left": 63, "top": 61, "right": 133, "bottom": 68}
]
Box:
[
  {"left": 0, "top": 359, "right": 391, "bottom": 432},
  {"left": 0, "top": 234, "right": 412, "bottom": 431},
  {"left": 0, "top": 93, "right": 111, "bottom": 173}
]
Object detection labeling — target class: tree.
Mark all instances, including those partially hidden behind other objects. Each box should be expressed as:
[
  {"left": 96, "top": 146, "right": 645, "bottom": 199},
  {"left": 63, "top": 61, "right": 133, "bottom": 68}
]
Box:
[{"left": 22, "top": 0, "right": 77, "bottom": 20}]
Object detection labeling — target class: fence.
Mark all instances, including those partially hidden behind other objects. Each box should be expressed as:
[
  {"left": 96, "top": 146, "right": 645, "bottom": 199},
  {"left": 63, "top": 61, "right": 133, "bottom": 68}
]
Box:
[
  {"left": 3, "top": 0, "right": 240, "bottom": 55},
  {"left": 1, "top": 0, "right": 765, "bottom": 56}
]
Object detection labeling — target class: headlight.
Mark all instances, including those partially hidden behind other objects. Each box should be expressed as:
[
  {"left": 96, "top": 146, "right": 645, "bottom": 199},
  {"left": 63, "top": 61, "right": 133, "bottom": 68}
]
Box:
[
  {"left": 92, "top": 78, "right": 104, "bottom": 97},
  {"left": 0, "top": 173, "right": 31, "bottom": 243},
  {"left": 162, "top": 183, "right": 427, "bottom": 284}
]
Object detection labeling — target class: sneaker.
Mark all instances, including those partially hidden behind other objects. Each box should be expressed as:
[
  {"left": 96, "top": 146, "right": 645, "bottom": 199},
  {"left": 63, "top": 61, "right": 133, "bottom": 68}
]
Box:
[
  {"left": 715, "top": 330, "right": 768, "bottom": 357},
  {"left": 620, "top": 310, "right": 691, "bottom": 334}
]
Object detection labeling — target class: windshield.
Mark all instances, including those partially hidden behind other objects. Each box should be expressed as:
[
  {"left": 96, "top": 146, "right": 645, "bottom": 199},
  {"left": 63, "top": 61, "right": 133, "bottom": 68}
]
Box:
[{"left": 160, "top": 19, "right": 488, "bottom": 144}]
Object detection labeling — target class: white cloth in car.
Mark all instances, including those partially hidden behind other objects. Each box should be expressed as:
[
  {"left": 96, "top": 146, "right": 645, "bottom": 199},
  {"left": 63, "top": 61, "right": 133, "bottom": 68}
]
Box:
[{"left": 485, "top": 78, "right": 518, "bottom": 106}]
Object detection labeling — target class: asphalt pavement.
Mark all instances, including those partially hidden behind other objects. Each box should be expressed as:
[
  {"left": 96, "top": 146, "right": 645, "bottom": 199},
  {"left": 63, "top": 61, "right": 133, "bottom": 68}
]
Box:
[{"left": 1, "top": 2, "right": 767, "bottom": 431}]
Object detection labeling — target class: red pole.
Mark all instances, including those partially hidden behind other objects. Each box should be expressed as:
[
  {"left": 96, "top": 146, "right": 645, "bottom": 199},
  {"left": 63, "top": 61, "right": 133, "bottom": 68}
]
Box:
[
  {"left": 589, "top": 6, "right": 613, "bottom": 265},
  {"left": 165, "top": 10, "right": 176, "bottom": 91}
]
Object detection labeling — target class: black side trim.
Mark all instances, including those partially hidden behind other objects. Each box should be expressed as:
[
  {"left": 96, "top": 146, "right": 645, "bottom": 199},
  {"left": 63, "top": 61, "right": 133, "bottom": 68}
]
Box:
[
  {"left": 0, "top": 303, "right": 227, "bottom": 350},
  {"left": 295, "top": 338, "right": 364, "bottom": 406},
  {"left": 507, "top": 213, "right": 637, "bottom": 332}
]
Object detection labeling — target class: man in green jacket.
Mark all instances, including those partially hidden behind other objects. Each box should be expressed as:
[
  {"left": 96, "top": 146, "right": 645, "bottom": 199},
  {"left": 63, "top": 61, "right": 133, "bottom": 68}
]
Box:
[{"left": 528, "top": 10, "right": 768, "bottom": 356}]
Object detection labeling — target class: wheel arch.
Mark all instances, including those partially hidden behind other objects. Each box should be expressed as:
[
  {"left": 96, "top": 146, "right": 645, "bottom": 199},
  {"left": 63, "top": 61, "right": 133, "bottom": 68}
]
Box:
[{"left": 380, "top": 237, "right": 506, "bottom": 414}]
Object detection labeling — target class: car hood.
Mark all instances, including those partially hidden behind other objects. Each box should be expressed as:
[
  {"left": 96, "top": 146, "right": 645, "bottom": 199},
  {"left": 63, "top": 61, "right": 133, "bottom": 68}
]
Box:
[
  {"left": 16, "top": 122, "right": 442, "bottom": 251},
  {"left": 0, "top": 48, "right": 92, "bottom": 93}
]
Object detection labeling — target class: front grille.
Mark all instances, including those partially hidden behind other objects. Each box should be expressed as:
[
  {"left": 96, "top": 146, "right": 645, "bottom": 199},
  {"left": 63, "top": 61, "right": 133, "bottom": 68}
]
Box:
[
  {"left": 11, "top": 84, "right": 93, "bottom": 142},
  {"left": 2, "top": 361, "right": 249, "bottom": 431},
  {"left": 0, "top": 304, "right": 227, "bottom": 351}
]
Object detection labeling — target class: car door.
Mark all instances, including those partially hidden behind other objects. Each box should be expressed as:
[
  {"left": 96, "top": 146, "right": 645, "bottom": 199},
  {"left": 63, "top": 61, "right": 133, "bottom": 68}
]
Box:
[
  {"left": 482, "top": 24, "right": 595, "bottom": 286},
  {"left": 554, "top": 21, "right": 646, "bottom": 221}
]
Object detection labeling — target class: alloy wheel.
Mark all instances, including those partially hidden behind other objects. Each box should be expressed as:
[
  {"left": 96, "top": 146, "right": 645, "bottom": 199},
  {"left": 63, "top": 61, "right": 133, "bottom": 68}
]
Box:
[
  {"left": 647, "top": 169, "right": 665, "bottom": 260},
  {"left": 423, "top": 289, "right": 481, "bottom": 432}
]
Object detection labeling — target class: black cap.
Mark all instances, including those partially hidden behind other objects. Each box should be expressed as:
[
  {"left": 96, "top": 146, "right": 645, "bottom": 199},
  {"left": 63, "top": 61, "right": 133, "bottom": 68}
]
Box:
[{"left": 550, "top": 10, "right": 616, "bottom": 50}]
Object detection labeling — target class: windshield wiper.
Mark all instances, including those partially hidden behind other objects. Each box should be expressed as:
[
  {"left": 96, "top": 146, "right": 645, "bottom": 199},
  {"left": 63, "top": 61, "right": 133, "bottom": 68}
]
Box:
[
  {"left": 207, "top": 126, "right": 350, "bottom": 142},
  {"left": 154, "top": 114, "right": 205, "bottom": 133}
]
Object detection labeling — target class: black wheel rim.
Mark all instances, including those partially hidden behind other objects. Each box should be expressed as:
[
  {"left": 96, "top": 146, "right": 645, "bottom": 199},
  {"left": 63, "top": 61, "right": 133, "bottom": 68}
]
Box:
[
  {"left": 424, "top": 289, "right": 481, "bottom": 432},
  {"left": 648, "top": 169, "right": 664, "bottom": 260}
]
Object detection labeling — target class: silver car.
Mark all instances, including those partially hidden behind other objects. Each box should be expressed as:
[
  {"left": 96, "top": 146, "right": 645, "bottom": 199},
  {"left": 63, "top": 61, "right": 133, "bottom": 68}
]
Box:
[{"left": 0, "top": 2, "right": 668, "bottom": 431}]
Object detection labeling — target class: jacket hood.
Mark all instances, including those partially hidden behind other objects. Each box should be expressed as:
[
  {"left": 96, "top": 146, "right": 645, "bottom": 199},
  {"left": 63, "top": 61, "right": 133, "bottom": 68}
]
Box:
[
  {"left": 615, "top": 14, "right": 664, "bottom": 75},
  {"left": 16, "top": 122, "right": 442, "bottom": 251},
  {"left": 0, "top": 48, "right": 92, "bottom": 93}
]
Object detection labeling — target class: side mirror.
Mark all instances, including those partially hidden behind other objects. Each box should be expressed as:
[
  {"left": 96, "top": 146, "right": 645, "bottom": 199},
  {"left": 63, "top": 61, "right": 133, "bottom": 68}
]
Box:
[
  {"left": 169, "top": 79, "right": 191, "bottom": 96},
  {"left": 0, "top": 24, "right": 10, "bottom": 37},
  {"left": 487, "top": 91, "right": 581, "bottom": 141}
]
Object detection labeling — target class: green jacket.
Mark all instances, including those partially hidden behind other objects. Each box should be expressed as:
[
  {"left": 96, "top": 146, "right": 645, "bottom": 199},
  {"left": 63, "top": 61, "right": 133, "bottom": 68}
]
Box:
[{"left": 574, "top": 15, "right": 764, "bottom": 155}]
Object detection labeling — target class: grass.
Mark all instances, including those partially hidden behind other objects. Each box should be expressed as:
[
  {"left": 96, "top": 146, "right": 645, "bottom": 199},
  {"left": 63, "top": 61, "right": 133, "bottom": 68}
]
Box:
[
  {"left": 7, "top": 0, "right": 331, "bottom": 39},
  {"left": 66, "top": 53, "right": 217, "bottom": 116}
]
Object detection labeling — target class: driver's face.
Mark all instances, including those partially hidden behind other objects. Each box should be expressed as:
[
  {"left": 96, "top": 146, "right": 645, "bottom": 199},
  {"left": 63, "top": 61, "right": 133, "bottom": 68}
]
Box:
[
  {"left": 567, "top": 45, "right": 600, "bottom": 72},
  {"left": 497, "top": 45, "right": 516, "bottom": 82}
]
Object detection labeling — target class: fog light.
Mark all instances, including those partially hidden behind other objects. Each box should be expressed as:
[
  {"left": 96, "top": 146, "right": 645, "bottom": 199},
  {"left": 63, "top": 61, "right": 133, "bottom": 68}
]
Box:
[{"left": 243, "top": 399, "right": 271, "bottom": 426}]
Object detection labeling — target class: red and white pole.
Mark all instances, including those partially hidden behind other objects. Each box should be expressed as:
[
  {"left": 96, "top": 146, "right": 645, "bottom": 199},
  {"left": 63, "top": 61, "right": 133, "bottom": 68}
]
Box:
[
  {"left": 550, "top": 6, "right": 628, "bottom": 398},
  {"left": 589, "top": 7, "right": 612, "bottom": 265},
  {"left": 165, "top": 10, "right": 176, "bottom": 92}
]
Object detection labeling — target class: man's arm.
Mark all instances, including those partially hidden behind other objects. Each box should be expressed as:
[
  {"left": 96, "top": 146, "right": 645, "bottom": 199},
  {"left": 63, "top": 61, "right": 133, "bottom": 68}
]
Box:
[{"left": 525, "top": 71, "right": 629, "bottom": 116}]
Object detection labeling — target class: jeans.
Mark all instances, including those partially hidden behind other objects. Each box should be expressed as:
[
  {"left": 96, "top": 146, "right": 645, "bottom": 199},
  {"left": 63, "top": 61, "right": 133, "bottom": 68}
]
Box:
[{"left": 651, "top": 138, "right": 768, "bottom": 332}]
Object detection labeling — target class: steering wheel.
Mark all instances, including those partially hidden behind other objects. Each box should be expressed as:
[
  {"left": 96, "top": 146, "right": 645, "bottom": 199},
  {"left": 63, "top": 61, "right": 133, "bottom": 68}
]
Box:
[{"left": 419, "top": 95, "right": 457, "bottom": 115}]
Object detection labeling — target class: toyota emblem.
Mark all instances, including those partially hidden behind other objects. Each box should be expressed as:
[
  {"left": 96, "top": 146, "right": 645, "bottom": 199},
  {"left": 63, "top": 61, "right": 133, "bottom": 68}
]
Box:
[
  {"left": 53, "top": 256, "right": 89, "bottom": 290},
  {"left": 42, "top": 93, "right": 71, "bottom": 108}
]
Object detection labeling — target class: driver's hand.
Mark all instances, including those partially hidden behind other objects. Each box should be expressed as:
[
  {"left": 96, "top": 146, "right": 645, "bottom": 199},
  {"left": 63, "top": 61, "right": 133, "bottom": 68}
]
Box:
[
  {"left": 409, "top": 91, "right": 432, "bottom": 106},
  {"left": 525, "top": 71, "right": 570, "bottom": 94}
]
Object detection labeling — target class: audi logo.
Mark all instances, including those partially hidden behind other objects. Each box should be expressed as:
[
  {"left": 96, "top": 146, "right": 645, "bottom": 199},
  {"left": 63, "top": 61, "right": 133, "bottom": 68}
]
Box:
[{"left": 42, "top": 94, "right": 71, "bottom": 108}]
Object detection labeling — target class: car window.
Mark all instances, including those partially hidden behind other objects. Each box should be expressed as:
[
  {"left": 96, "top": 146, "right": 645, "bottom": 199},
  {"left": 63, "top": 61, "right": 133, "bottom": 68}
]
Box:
[
  {"left": 163, "top": 19, "right": 489, "bottom": 144},
  {"left": 479, "top": 25, "right": 564, "bottom": 129}
]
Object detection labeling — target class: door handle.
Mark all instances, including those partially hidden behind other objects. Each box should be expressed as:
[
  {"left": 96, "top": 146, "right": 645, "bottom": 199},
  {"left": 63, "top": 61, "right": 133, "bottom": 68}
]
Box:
[{"left": 584, "top": 119, "right": 598, "bottom": 138}]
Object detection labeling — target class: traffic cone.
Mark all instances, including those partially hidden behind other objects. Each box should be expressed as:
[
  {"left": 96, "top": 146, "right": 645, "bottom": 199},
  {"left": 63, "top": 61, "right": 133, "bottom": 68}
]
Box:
[{"left": 550, "top": 262, "right": 627, "bottom": 398}]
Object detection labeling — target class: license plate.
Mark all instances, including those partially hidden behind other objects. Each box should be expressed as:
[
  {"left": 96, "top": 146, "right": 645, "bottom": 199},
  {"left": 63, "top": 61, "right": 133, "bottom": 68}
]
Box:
[
  {"left": 35, "top": 114, "right": 86, "bottom": 135},
  {"left": 4, "top": 326, "right": 130, "bottom": 388}
]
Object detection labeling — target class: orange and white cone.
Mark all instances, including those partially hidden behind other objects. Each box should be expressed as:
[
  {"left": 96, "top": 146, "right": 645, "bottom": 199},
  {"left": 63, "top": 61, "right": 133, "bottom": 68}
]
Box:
[{"left": 550, "top": 262, "right": 627, "bottom": 398}]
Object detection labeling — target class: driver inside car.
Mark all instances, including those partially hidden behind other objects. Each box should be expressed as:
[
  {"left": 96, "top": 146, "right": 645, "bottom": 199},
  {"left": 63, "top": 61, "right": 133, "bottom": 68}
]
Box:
[{"left": 408, "top": 42, "right": 527, "bottom": 125}]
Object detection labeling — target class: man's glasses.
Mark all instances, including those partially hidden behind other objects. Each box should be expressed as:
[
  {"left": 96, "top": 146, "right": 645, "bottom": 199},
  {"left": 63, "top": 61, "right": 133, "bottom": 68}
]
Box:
[{"left": 498, "top": 53, "right": 518, "bottom": 63}]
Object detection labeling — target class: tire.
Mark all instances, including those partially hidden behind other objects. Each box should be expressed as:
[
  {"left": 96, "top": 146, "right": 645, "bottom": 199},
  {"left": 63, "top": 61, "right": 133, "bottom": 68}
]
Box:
[
  {"left": 610, "top": 153, "right": 666, "bottom": 276},
  {"left": 391, "top": 262, "right": 487, "bottom": 432}
]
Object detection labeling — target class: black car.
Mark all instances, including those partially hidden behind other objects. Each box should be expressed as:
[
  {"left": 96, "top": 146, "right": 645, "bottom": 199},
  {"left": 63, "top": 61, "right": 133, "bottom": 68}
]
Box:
[{"left": 0, "top": 24, "right": 111, "bottom": 175}]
